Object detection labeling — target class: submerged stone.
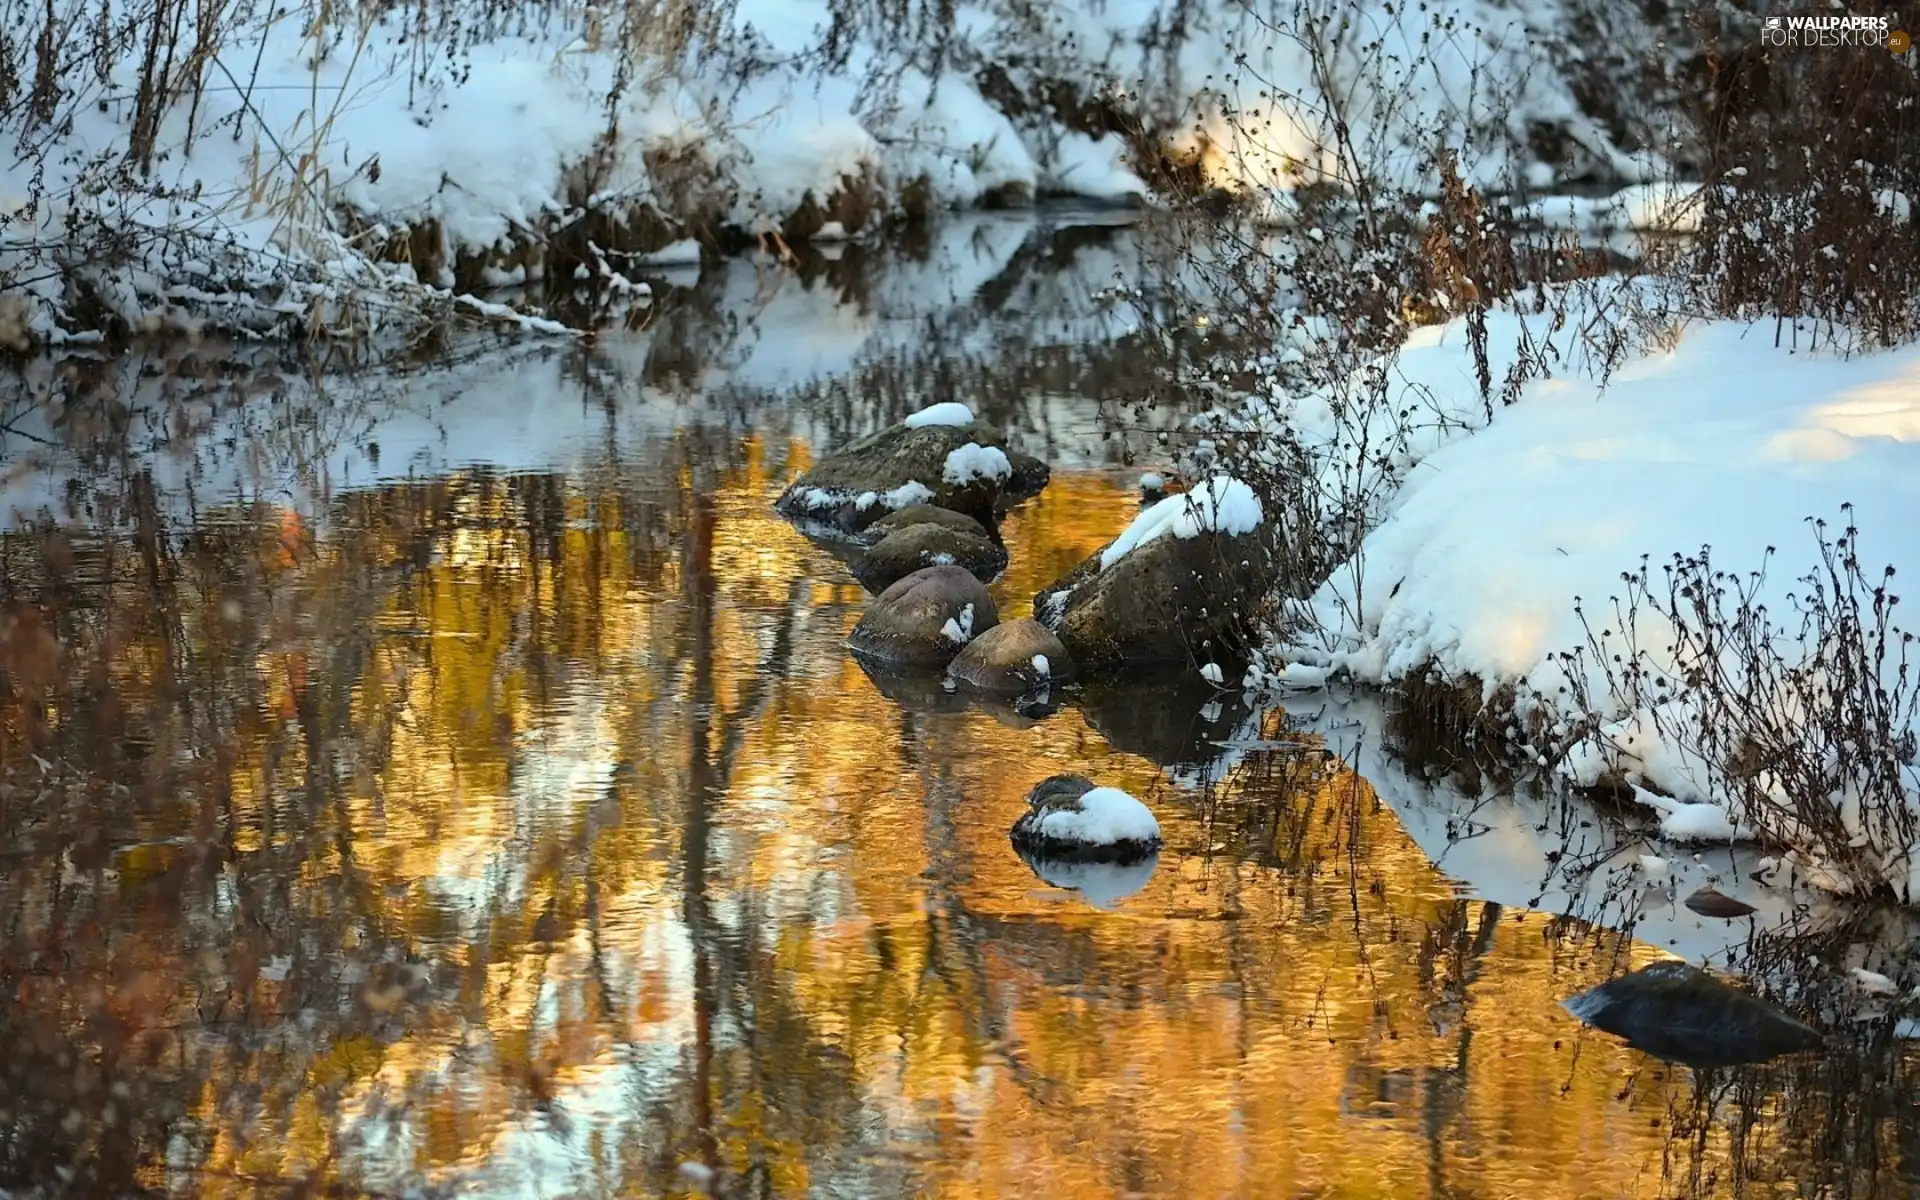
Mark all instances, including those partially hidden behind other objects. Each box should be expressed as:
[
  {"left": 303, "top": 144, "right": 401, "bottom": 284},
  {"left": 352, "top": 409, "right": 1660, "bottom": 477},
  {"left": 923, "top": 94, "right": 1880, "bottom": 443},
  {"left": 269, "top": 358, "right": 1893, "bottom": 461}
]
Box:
[
  {"left": 1684, "top": 887, "right": 1759, "bottom": 919},
  {"left": 858, "top": 503, "right": 993, "bottom": 544},
  {"left": 774, "top": 406, "right": 1048, "bottom": 535},
  {"left": 1564, "top": 960, "right": 1825, "bottom": 1068},
  {"left": 947, "top": 619, "right": 1073, "bottom": 696},
  {"left": 852, "top": 523, "right": 1007, "bottom": 594},
  {"left": 847, "top": 565, "right": 999, "bottom": 667}
]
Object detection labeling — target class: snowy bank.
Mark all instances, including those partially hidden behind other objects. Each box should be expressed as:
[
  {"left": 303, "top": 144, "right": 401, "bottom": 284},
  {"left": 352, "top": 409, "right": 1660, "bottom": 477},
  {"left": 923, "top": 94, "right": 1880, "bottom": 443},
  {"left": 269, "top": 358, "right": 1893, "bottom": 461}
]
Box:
[
  {"left": 0, "top": 0, "right": 1652, "bottom": 342},
  {"left": 1264, "top": 299, "right": 1920, "bottom": 899}
]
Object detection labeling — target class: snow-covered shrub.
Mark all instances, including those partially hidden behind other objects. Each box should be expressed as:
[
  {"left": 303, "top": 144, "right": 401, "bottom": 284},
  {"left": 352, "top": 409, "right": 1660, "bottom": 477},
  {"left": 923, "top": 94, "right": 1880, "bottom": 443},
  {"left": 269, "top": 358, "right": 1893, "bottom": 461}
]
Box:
[{"left": 1559, "top": 511, "right": 1920, "bottom": 901}]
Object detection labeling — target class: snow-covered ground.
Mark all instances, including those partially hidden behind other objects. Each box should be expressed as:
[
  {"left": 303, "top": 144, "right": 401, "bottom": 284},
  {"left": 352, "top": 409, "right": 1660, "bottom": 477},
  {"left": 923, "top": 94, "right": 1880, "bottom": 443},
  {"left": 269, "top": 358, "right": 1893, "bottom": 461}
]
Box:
[
  {"left": 1246, "top": 290, "right": 1920, "bottom": 900},
  {"left": 0, "top": 0, "right": 1654, "bottom": 341}
]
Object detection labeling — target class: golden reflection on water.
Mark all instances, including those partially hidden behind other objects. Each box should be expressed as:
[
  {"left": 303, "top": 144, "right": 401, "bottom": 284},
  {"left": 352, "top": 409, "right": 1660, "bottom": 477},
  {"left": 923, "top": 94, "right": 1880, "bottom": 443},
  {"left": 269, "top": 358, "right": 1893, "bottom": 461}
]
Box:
[{"left": 0, "top": 432, "right": 1822, "bottom": 1198}]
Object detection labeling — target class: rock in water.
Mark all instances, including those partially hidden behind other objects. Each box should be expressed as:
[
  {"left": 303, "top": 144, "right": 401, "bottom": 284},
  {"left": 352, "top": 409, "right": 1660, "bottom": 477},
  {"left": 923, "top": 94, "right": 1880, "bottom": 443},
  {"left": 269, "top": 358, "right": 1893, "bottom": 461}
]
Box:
[
  {"left": 1563, "top": 960, "right": 1824, "bottom": 1068},
  {"left": 947, "top": 619, "right": 1073, "bottom": 696},
  {"left": 858, "top": 503, "right": 993, "bottom": 544},
  {"left": 1034, "top": 475, "right": 1276, "bottom": 673},
  {"left": 1683, "top": 887, "right": 1758, "bottom": 919},
  {"left": 852, "top": 524, "right": 1008, "bottom": 594},
  {"left": 1009, "top": 775, "right": 1162, "bottom": 863},
  {"left": 848, "top": 565, "right": 999, "bottom": 666},
  {"left": 774, "top": 403, "right": 1048, "bottom": 535}
]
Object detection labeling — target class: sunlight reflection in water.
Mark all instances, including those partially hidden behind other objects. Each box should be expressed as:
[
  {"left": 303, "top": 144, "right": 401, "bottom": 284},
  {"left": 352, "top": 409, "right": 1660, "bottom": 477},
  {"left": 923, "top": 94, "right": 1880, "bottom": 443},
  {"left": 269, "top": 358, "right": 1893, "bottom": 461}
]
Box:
[{"left": 1, "top": 321, "right": 1911, "bottom": 1199}]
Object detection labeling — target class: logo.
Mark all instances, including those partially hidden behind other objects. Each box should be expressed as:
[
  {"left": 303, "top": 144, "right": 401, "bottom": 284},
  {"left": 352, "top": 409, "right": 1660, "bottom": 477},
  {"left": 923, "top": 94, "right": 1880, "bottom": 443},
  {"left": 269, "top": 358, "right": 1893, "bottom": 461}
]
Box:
[{"left": 1761, "top": 12, "right": 1903, "bottom": 50}]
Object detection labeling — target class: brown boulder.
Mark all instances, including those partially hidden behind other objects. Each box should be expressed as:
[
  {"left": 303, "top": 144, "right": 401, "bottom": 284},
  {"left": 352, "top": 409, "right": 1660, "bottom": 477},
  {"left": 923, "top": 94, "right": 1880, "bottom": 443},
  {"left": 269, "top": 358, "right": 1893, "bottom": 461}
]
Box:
[
  {"left": 847, "top": 565, "right": 999, "bottom": 666},
  {"left": 1034, "top": 481, "right": 1276, "bottom": 673},
  {"left": 858, "top": 503, "right": 993, "bottom": 543},
  {"left": 851, "top": 524, "right": 1007, "bottom": 594},
  {"left": 946, "top": 619, "right": 1072, "bottom": 696}
]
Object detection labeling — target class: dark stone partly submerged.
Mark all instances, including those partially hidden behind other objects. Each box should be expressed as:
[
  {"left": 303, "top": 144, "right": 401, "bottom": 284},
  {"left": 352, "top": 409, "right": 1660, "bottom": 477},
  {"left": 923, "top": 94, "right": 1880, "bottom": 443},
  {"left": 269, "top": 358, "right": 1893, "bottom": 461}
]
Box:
[
  {"left": 851, "top": 524, "right": 1008, "bottom": 594},
  {"left": 1564, "top": 960, "right": 1825, "bottom": 1068},
  {"left": 847, "top": 565, "right": 999, "bottom": 667},
  {"left": 1032, "top": 487, "right": 1276, "bottom": 674},
  {"left": 1683, "top": 887, "right": 1759, "bottom": 919},
  {"left": 774, "top": 417, "right": 1048, "bottom": 535},
  {"left": 1008, "top": 774, "right": 1162, "bottom": 864},
  {"left": 947, "top": 619, "right": 1073, "bottom": 696},
  {"left": 857, "top": 504, "right": 993, "bottom": 545}
]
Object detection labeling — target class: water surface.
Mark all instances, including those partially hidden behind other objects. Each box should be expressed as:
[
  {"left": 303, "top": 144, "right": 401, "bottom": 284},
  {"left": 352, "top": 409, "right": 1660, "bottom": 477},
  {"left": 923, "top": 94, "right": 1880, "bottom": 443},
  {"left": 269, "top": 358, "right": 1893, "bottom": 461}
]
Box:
[{"left": 1, "top": 214, "right": 1915, "bottom": 1199}]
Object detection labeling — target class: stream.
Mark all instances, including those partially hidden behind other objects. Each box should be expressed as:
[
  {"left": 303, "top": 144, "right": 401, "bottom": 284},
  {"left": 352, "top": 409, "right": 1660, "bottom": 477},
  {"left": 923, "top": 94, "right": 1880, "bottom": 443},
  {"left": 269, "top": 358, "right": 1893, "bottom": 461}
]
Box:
[{"left": 1, "top": 210, "right": 1917, "bottom": 1199}]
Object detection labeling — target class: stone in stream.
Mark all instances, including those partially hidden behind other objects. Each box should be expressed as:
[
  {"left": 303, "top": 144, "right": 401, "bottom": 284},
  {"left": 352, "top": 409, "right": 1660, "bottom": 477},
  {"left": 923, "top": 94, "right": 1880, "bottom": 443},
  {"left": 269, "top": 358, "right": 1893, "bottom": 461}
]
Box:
[
  {"left": 1684, "top": 886, "right": 1759, "bottom": 919},
  {"left": 853, "top": 654, "right": 1061, "bottom": 726},
  {"left": 851, "top": 523, "right": 1008, "bottom": 594},
  {"left": 847, "top": 565, "right": 998, "bottom": 667},
  {"left": 1034, "top": 475, "right": 1277, "bottom": 674},
  {"left": 1563, "top": 960, "right": 1825, "bottom": 1068},
  {"left": 946, "top": 619, "right": 1073, "bottom": 696},
  {"left": 1009, "top": 774, "right": 1162, "bottom": 864},
  {"left": 857, "top": 503, "right": 993, "bottom": 545},
  {"left": 774, "top": 401, "right": 1048, "bottom": 535}
]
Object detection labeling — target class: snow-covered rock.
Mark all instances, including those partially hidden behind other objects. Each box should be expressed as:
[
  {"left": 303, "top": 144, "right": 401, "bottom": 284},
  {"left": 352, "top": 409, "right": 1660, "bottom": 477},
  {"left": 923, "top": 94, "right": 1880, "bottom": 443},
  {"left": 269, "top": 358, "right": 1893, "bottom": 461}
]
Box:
[
  {"left": 1036, "top": 475, "right": 1276, "bottom": 672},
  {"left": 775, "top": 410, "right": 1047, "bottom": 535},
  {"left": 1009, "top": 775, "right": 1162, "bottom": 862}
]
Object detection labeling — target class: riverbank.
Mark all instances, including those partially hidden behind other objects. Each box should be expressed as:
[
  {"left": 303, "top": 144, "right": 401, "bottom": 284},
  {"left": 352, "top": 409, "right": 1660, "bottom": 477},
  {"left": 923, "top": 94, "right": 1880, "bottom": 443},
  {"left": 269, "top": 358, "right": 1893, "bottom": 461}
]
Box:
[
  {"left": 0, "top": 0, "right": 1673, "bottom": 347},
  {"left": 1248, "top": 286, "right": 1920, "bottom": 904}
]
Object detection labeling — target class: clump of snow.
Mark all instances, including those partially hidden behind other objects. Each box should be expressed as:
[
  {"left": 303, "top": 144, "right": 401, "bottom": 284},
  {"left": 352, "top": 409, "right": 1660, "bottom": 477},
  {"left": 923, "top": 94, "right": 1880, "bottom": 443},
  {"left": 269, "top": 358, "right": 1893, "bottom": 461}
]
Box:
[
  {"left": 1031, "top": 654, "right": 1051, "bottom": 677},
  {"left": 1199, "top": 662, "right": 1225, "bottom": 684},
  {"left": 801, "top": 479, "right": 932, "bottom": 514},
  {"left": 941, "top": 443, "right": 1013, "bottom": 485},
  {"left": 904, "top": 402, "right": 976, "bottom": 429},
  {"left": 1139, "top": 471, "right": 1166, "bottom": 491},
  {"left": 812, "top": 221, "right": 851, "bottom": 243},
  {"left": 1099, "top": 476, "right": 1264, "bottom": 570},
  {"left": 1039, "top": 589, "right": 1072, "bottom": 626},
  {"left": 1030, "top": 787, "right": 1162, "bottom": 847},
  {"left": 928, "top": 552, "right": 957, "bottom": 565},
  {"left": 1852, "top": 968, "right": 1899, "bottom": 996},
  {"left": 1638, "top": 854, "right": 1670, "bottom": 880},
  {"left": 885, "top": 481, "right": 935, "bottom": 509},
  {"left": 641, "top": 240, "right": 704, "bottom": 267},
  {"left": 941, "top": 603, "right": 977, "bottom": 644},
  {"left": 1038, "top": 133, "right": 1149, "bottom": 204}
]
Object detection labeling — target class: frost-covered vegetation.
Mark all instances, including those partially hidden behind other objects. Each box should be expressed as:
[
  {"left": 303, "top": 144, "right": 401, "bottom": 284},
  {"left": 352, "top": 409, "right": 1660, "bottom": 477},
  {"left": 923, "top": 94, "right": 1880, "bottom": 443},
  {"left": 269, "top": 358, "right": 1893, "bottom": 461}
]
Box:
[
  {"left": 1, "top": 0, "right": 1677, "bottom": 345},
  {"left": 1120, "top": 6, "right": 1920, "bottom": 901}
]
